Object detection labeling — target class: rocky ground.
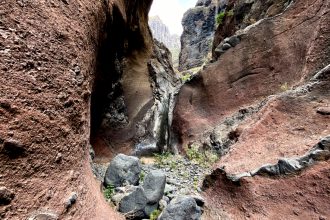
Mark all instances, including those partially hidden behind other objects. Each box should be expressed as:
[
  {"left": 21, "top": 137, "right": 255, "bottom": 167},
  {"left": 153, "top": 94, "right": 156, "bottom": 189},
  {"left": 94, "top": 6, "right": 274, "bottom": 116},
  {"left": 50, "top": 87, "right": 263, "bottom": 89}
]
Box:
[
  {"left": 1, "top": 0, "right": 329, "bottom": 219},
  {"left": 93, "top": 153, "right": 210, "bottom": 219}
]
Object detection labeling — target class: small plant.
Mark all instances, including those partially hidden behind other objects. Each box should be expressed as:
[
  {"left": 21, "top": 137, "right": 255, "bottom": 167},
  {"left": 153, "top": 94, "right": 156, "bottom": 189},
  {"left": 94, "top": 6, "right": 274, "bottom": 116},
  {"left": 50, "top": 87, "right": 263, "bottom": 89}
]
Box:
[
  {"left": 227, "top": 9, "right": 234, "bottom": 17},
  {"left": 154, "top": 152, "right": 173, "bottom": 167},
  {"left": 103, "top": 184, "right": 115, "bottom": 200},
  {"left": 280, "top": 82, "right": 289, "bottom": 91},
  {"left": 139, "top": 171, "right": 145, "bottom": 182},
  {"left": 216, "top": 11, "right": 226, "bottom": 25},
  {"left": 186, "top": 144, "right": 219, "bottom": 167},
  {"left": 180, "top": 74, "right": 191, "bottom": 82},
  {"left": 170, "top": 161, "right": 177, "bottom": 170},
  {"left": 193, "top": 176, "right": 199, "bottom": 191},
  {"left": 186, "top": 145, "right": 202, "bottom": 162},
  {"left": 150, "top": 209, "right": 161, "bottom": 220}
]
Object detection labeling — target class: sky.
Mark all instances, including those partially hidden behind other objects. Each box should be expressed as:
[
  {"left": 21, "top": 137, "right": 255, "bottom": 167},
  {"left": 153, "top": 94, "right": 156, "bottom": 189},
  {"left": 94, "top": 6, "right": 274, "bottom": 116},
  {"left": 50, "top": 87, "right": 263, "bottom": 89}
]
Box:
[{"left": 149, "top": 0, "right": 197, "bottom": 35}]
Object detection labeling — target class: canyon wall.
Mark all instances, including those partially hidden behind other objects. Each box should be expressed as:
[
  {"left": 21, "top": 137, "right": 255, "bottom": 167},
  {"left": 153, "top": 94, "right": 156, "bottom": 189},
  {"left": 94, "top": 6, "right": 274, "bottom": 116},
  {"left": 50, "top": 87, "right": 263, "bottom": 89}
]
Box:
[
  {"left": 0, "top": 0, "right": 163, "bottom": 219},
  {"left": 178, "top": 0, "right": 219, "bottom": 71},
  {"left": 149, "top": 16, "right": 180, "bottom": 50},
  {"left": 173, "top": 0, "right": 330, "bottom": 218}
]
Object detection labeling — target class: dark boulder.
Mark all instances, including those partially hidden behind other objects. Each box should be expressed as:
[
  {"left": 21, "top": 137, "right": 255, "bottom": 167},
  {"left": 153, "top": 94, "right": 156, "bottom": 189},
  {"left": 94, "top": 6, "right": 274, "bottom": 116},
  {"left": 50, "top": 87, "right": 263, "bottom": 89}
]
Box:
[{"left": 104, "top": 154, "right": 141, "bottom": 187}]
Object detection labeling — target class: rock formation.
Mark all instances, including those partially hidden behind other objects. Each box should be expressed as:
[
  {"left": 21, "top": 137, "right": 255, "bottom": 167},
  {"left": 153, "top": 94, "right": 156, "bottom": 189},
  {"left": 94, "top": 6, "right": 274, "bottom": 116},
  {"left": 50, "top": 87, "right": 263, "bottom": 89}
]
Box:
[
  {"left": 149, "top": 16, "right": 180, "bottom": 50},
  {"left": 0, "top": 0, "right": 164, "bottom": 218},
  {"left": 92, "top": 29, "right": 179, "bottom": 160},
  {"left": 178, "top": 0, "right": 219, "bottom": 71},
  {"left": 173, "top": 0, "right": 330, "bottom": 218},
  {"left": 1, "top": 0, "right": 329, "bottom": 219}
]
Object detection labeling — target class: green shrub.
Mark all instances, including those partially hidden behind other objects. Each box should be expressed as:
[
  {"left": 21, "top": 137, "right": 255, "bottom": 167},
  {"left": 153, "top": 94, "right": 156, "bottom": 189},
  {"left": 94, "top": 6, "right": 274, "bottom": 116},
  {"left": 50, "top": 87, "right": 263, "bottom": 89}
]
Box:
[
  {"left": 154, "top": 152, "right": 173, "bottom": 167},
  {"left": 139, "top": 171, "right": 145, "bottom": 182},
  {"left": 186, "top": 144, "right": 219, "bottom": 167},
  {"left": 103, "top": 184, "right": 115, "bottom": 200},
  {"left": 150, "top": 209, "right": 161, "bottom": 220},
  {"left": 216, "top": 11, "right": 226, "bottom": 25}
]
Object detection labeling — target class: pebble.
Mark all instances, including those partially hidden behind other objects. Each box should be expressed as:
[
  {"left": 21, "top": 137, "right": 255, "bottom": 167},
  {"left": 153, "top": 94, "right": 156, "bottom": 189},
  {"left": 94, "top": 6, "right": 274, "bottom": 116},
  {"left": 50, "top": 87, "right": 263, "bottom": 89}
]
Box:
[{"left": 65, "top": 192, "right": 77, "bottom": 209}]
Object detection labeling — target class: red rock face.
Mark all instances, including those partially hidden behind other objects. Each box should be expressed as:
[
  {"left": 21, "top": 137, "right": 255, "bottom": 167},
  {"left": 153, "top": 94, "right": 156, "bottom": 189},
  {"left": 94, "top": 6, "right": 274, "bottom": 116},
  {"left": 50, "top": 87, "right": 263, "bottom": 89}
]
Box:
[
  {"left": 202, "top": 162, "right": 330, "bottom": 219},
  {"left": 0, "top": 0, "right": 152, "bottom": 219},
  {"left": 173, "top": 0, "right": 330, "bottom": 218},
  {"left": 173, "top": 0, "right": 330, "bottom": 147}
]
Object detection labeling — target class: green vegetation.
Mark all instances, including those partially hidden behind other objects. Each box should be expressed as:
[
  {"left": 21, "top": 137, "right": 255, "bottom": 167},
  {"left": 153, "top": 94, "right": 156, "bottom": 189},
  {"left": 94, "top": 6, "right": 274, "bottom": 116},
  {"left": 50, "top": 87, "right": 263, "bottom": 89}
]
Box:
[
  {"left": 227, "top": 9, "right": 234, "bottom": 17},
  {"left": 216, "top": 9, "right": 235, "bottom": 25},
  {"left": 280, "top": 82, "right": 289, "bottom": 91},
  {"left": 103, "top": 184, "right": 115, "bottom": 200},
  {"left": 186, "top": 144, "right": 218, "bottom": 168},
  {"left": 154, "top": 152, "right": 182, "bottom": 170},
  {"left": 139, "top": 171, "right": 145, "bottom": 182},
  {"left": 193, "top": 176, "right": 199, "bottom": 191},
  {"left": 180, "top": 74, "right": 191, "bottom": 82},
  {"left": 150, "top": 209, "right": 161, "bottom": 220},
  {"left": 216, "top": 11, "right": 226, "bottom": 25},
  {"left": 154, "top": 152, "right": 173, "bottom": 166}
]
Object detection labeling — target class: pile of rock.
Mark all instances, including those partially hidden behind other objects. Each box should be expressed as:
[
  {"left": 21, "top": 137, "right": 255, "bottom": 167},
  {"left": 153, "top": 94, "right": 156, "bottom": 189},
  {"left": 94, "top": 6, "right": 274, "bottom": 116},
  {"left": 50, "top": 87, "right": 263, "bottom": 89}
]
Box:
[{"left": 103, "top": 154, "right": 204, "bottom": 219}]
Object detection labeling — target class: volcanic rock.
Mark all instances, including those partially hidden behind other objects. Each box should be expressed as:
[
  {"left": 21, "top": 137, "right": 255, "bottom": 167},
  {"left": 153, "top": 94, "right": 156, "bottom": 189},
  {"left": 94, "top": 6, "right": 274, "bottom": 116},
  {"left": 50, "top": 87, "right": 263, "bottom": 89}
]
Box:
[
  {"left": 158, "top": 196, "right": 202, "bottom": 220},
  {"left": 142, "top": 170, "right": 166, "bottom": 204},
  {"left": 179, "top": 0, "right": 217, "bottom": 71},
  {"left": 104, "top": 154, "right": 141, "bottom": 187}
]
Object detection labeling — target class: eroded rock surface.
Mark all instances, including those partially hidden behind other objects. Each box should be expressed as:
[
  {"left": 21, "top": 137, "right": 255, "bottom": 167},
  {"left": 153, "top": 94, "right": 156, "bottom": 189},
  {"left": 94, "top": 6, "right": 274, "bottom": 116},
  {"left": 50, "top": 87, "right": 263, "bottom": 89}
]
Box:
[
  {"left": 179, "top": 0, "right": 219, "bottom": 71},
  {"left": 173, "top": 0, "right": 330, "bottom": 149},
  {"left": 172, "top": 0, "right": 330, "bottom": 219},
  {"left": 0, "top": 0, "right": 155, "bottom": 219}
]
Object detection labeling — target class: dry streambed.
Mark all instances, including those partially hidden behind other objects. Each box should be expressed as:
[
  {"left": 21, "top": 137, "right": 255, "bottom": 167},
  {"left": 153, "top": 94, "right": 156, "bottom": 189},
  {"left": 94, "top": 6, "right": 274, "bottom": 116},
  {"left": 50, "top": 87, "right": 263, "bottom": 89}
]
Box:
[{"left": 91, "top": 148, "right": 218, "bottom": 219}]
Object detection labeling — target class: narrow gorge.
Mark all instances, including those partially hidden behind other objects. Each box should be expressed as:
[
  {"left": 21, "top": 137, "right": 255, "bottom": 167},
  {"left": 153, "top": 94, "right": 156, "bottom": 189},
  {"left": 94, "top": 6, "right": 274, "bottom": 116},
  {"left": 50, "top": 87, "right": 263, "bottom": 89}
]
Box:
[{"left": 0, "top": 0, "right": 329, "bottom": 219}]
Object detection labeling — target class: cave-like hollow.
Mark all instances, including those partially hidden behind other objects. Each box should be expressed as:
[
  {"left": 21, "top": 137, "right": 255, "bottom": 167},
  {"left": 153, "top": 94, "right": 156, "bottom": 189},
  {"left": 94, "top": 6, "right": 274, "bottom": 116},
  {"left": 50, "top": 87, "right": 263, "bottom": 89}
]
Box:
[{"left": 90, "top": 5, "right": 126, "bottom": 160}]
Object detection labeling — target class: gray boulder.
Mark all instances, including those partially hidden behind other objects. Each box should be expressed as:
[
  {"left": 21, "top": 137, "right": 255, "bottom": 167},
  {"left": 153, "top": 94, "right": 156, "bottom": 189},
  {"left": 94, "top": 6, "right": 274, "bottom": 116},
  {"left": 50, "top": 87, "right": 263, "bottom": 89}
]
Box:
[
  {"left": 143, "top": 170, "right": 166, "bottom": 204},
  {"left": 104, "top": 154, "right": 141, "bottom": 187},
  {"left": 222, "top": 43, "right": 232, "bottom": 51},
  {"left": 158, "top": 196, "right": 202, "bottom": 220},
  {"left": 119, "top": 186, "right": 147, "bottom": 218},
  {"left": 224, "top": 35, "right": 241, "bottom": 47}
]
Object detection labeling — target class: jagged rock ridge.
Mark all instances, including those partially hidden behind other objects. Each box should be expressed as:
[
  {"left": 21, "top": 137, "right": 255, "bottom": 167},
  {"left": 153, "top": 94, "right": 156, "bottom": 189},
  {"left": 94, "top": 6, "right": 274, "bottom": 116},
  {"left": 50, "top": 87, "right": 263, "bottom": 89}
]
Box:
[
  {"left": 178, "top": 0, "right": 219, "bottom": 71},
  {"left": 149, "top": 16, "right": 180, "bottom": 50}
]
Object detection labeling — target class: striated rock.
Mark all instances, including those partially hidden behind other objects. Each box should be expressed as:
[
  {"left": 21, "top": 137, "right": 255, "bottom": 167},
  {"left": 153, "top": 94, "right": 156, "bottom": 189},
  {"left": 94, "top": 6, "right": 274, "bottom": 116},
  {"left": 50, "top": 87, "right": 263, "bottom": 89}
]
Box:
[
  {"left": 149, "top": 16, "right": 181, "bottom": 67},
  {"left": 179, "top": 0, "right": 218, "bottom": 71},
  {"left": 104, "top": 154, "right": 141, "bottom": 187},
  {"left": 158, "top": 196, "right": 202, "bottom": 220},
  {"left": 149, "top": 16, "right": 180, "bottom": 50},
  {"left": 92, "top": 35, "right": 179, "bottom": 158}
]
